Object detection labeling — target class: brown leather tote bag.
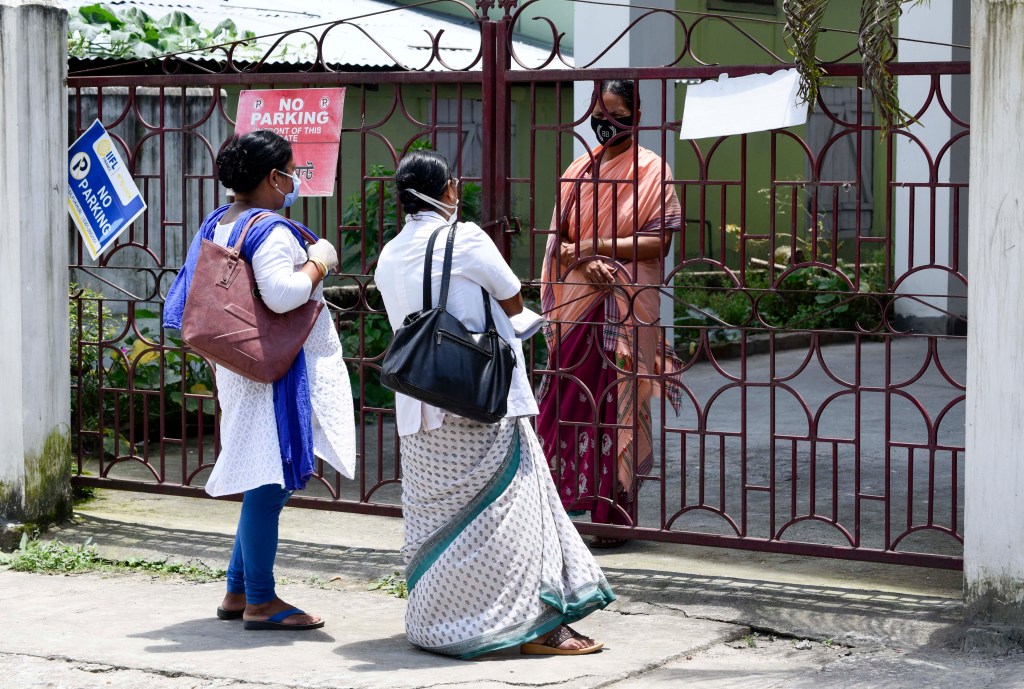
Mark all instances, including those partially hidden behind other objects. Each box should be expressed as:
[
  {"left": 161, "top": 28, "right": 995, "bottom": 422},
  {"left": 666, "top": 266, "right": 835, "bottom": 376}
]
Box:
[{"left": 181, "top": 211, "right": 324, "bottom": 384}]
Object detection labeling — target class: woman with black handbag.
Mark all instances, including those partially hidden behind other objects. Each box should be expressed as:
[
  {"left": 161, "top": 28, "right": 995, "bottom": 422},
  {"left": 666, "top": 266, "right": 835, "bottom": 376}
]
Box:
[
  {"left": 374, "top": 151, "right": 614, "bottom": 658},
  {"left": 163, "top": 130, "right": 356, "bottom": 631}
]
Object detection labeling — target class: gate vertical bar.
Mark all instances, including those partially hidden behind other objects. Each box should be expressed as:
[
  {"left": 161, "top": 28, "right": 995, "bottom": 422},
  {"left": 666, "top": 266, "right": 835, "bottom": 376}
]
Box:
[
  {"left": 492, "top": 5, "right": 514, "bottom": 255},
  {"left": 478, "top": 7, "right": 498, "bottom": 235}
]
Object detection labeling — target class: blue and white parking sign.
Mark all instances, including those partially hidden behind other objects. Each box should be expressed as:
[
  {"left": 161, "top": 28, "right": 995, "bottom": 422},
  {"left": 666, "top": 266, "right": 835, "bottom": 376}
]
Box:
[{"left": 67, "top": 120, "right": 147, "bottom": 260}]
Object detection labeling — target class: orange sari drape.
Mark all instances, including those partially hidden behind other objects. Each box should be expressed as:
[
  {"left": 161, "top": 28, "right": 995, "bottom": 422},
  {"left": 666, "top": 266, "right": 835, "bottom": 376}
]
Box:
[{"left": 539, "top": 144, "right": 683, "bottom": 499}]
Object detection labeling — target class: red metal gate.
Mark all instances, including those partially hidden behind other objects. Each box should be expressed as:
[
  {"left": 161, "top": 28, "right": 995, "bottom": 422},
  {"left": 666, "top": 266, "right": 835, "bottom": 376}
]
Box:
[{"left": 69, "top": 1, "right": 967, "bottom": 569}]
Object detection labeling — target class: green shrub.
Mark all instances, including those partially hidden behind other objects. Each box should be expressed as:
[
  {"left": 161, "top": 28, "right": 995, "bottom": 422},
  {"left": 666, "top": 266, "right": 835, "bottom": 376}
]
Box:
[
  {"left": 673, "top": 253, "right": 890, "bottom": 349},
  {"left": 70, "top": 286, "right": 215, "bottom": 456}
]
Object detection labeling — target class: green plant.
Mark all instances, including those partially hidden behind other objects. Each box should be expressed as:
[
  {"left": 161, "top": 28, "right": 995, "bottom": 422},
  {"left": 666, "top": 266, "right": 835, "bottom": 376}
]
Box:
[
  {"left": 755, "top": 261, "right": 886, "bottom": 331},
  {"left": 70, "top": 285, "right": 133, "bottom": 458},
  {"left": 726, "top": 184, "right": 840, "bottom": 268},
  {"left": 68, "top": 3, "right": 263, "bottom": 60},
  {"left": 368, "top": 571, "right": 408, "bottom": 599},
  {"left": 105, "top": 311, "right": 216, "bottom": 418},
  {"left": 521, "top": 292, "right": 549, "bottom": 369},
  {"left": 674, "top": 251, "right": 890, "bottom": 345},
  {"left": 305, "top": 575, "right": 333, "bottom": 589},
  {"left": 70, "top": 288, "right": 216, "bottom": 457},
  {"left": 673, "top": 274, "right": 754, "bottom": 350},
  {"left": 115, "top": 556, "right": 226, "bottom": 583},
  {"left": 7, "top": 534, "right": 225, "bottom": 582},
  {"left": 8, "top": 533, "right": 102, "bottom": 574}
]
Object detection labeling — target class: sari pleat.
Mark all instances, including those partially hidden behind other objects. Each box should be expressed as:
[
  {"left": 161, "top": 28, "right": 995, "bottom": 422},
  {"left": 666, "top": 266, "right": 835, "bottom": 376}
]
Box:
[{"left": 401, "top": 416, "right": 615, "bottom": 659}]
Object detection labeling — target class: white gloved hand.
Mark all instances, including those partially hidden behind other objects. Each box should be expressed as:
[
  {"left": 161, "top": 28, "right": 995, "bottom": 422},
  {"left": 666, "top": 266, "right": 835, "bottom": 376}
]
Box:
[{"left": 307, "top": 238, "right": 339, "bottom": 272}]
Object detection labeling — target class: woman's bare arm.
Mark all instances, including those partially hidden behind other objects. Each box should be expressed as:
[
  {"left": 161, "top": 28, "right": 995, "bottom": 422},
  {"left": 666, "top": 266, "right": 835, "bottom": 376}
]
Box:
[{"left": 498, "top": 292, "right": 524, "bottom": 317}]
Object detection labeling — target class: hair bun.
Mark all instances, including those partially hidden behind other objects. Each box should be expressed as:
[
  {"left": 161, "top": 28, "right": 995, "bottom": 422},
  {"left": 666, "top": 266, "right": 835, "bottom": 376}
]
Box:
[{"left": 215, "top": 131, "right": 291, "bottom": 193}]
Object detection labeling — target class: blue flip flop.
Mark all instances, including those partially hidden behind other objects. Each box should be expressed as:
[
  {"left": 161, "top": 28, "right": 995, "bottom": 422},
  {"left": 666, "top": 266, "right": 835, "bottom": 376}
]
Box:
[{"left": 243, "top": 607, "right": 324, "bottom": 631}]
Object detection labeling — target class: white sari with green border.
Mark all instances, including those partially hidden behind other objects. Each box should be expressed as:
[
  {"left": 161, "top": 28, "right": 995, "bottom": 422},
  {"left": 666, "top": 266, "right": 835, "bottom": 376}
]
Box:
[{"left": 401, "top": 415, "right": 615, "bottom": 659}]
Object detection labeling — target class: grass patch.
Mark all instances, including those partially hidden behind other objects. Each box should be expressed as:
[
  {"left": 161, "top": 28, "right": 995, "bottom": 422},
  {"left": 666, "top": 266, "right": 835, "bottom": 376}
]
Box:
[
  {"left": 4, "top": 534, "right": 225, "bottom": 582},
  {"left": 368, "top": 571, "right": 408, "bottom": 599}
]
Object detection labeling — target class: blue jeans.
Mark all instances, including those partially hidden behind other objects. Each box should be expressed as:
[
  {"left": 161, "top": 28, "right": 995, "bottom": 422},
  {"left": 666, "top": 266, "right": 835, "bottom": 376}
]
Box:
[{"left": 226, "top": 483, "right": 292, "bottom": 604}]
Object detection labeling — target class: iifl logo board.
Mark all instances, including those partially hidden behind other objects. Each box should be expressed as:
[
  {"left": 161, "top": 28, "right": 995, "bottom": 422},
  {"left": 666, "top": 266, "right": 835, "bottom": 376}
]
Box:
[{"left": 234, "top": 88, "right": 345, "bottom": 197}]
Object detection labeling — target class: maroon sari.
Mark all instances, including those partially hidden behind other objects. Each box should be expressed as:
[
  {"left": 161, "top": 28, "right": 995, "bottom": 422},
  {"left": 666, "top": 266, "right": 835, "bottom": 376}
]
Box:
[{"left": 537, "top": 303, "right": 638, "bottom": 526}]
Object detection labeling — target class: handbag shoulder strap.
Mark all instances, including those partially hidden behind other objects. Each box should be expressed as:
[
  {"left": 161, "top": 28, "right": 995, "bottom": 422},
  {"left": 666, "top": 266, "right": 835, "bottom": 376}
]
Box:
[
  {"left": 232, "top": 212, "right": 317, "bottom": 252},
  {"left": 280, "top": 217, "right": 319, "bottom": 245},
  {"left": 421, "top": 223, "right": 446, "bottom": 311},
  {"left": 480, "top": 286, "right": 496, "bottom": 331},
  {"left": 230, "top": 212, "right": 273, "bottom": 253},
  {"left": 422, "top": 221, "right": 458, "bottom": 311},
  {"left": 437, "top": 221, "right": 459, "bottom": 310},
  {"left": 422, "top": 221, "right": 496, "bottom": 328}
]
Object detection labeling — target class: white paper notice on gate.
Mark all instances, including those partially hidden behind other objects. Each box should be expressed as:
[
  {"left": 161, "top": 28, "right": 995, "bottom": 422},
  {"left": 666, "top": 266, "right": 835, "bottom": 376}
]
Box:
[{"left": 679, "top": 69, "right": 808, "bottom": 140}]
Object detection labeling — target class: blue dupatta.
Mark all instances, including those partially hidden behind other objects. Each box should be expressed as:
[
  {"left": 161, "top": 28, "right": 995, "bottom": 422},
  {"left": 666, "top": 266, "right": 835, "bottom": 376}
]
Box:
[{"left": 163, "top": 204, "right": 320, "bottom": 491}]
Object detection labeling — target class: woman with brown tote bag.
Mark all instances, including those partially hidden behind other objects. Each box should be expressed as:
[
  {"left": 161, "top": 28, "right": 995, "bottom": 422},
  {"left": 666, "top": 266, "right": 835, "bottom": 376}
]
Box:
[{"left": 163, "top": 130, "right": 356, "bottom": 630}]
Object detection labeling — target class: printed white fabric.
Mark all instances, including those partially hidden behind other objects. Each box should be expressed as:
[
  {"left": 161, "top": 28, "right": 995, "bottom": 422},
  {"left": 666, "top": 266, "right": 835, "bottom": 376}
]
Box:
[
  {"left": 400, "top": 416, "right": 615, "bottom": 658},
  {"left": 203, "top": 221, "right": 356, "bottom": 496}
]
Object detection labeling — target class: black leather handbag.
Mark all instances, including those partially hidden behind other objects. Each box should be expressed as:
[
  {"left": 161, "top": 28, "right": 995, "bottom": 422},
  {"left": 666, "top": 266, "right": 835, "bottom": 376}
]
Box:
[{"left": 380, "top": 222, "right": 517, "bottom": 424}]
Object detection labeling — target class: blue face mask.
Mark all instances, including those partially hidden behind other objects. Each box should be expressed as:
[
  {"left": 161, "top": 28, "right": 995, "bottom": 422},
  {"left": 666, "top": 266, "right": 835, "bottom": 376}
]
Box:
[{"left": 275, "top": 169, "right": 301, "bottom": 208}]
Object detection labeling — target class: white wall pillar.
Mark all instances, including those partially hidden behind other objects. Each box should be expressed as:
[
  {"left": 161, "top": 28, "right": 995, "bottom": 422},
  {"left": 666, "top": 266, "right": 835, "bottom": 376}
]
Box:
[
  {"left": 0, "top": 0, "right": 71, "bottom": 535},
  {"left": 964, "top": 0, "right": 1024, "bottom": 645},
  {"left": 894, "top": 1, "right": 969, "bottom": 333}
]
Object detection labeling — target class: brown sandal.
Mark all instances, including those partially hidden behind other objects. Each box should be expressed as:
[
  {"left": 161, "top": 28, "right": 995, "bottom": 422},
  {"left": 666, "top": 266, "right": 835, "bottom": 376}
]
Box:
[
  {"left": 521, "top": 625, "right": 604, "bottom": 655},
  {"left": 590, "top": 536, "right": 629, "bottom": 549}
]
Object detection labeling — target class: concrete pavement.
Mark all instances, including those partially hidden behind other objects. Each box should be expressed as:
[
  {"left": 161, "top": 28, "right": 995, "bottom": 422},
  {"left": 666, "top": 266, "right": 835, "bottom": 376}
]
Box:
[{"left": 0, "top": 489, "right": 1020, "bottom": 688}]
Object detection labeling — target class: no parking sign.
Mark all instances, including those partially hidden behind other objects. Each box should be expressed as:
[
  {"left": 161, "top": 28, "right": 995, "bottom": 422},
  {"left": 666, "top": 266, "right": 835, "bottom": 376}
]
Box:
[
  {"left": 235, "top": 88, "right": 346, "bottom": 197},
  {"left": 67, "top": 120, "right": 147, "bottom": 260}
]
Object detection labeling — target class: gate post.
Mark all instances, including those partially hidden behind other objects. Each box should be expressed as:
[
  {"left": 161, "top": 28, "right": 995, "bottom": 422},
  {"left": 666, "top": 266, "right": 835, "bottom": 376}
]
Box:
[
  {"left": 964, "top": 0, "right": 1024, "bottom": 650},
  {"left": 0, "top": 0, "right": 71, "bottom": 546},
  {"left": 476, "top": 0, "right": 514, "bottom": 255}
]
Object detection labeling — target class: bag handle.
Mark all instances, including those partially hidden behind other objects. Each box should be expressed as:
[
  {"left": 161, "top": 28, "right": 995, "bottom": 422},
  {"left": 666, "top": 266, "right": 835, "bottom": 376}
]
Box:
[
  {"left": 421, "top": 220, "right": 497, "bottom": 332},
  {"left": 218, "top": 211, "right": 273, "bottom": 287},
  {"left": 421, "top": 220, "right": 459, "bottom": 311},
  {"left": 219, "top": 212, "right": 319, "bottom": 288},
  {"left": 232, "top": 212, "right": 318, "bottom": 252}
]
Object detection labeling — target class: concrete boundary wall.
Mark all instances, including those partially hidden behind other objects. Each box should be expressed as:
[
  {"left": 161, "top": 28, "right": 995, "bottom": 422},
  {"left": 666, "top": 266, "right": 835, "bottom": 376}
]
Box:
[
  {"left": 0, "top": 0, "right": 70, "bottom": 535},
  {"left": 964, "top": 0, "right": 1024, "bottom": 646}
]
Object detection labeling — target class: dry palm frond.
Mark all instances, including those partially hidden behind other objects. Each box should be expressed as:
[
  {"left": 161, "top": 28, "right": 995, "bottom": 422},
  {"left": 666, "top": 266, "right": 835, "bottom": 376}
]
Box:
[
  {"left": 782, "top": 0, "right": 830, "bottom": 109},
  {"left": 859, "top": 0, "right": 914, "bottom": 130}
]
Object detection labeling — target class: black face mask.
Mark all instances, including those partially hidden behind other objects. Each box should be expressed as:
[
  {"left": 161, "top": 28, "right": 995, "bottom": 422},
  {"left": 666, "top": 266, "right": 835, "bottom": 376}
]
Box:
[{"left": 591, "top": 114, "right": 634, "bottom": 145}]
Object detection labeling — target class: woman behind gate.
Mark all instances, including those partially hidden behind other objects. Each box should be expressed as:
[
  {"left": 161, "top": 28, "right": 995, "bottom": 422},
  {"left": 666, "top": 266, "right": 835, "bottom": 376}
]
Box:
[
  {"left": 375, "top": 150, "right": 614, "bottom": 658},
  {"left": 538, "top": 80, "right": 683, "bottom": 548},
  {"left": 164, "top": 130, "right": 356, "bottom": 630}
]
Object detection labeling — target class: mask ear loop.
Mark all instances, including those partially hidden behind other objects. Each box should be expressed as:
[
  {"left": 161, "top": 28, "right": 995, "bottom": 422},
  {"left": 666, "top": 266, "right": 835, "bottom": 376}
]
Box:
[{"left": 407, "top": 188, "right": 458, "bottom": 214}]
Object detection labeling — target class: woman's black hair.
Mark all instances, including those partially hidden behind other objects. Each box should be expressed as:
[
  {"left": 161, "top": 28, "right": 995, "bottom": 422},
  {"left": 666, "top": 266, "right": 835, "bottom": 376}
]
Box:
[
  {"left": 216, "top": 130, "right": 292, "bottom": 193},
  {"left": 394, "top": 150, "right": 453, "bottom": 215},
  {"left": 599, "top": 79, "right": 641, "bottom": 115}
]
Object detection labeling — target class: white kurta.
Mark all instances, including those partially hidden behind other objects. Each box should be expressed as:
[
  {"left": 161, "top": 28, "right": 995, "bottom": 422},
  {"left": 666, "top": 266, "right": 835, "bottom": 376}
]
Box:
[
  {"left": 374, "top": 212, "right": 539, "bottom": 437},
  {"left": 203, "top": 220, "right": 356, "bottom": 496}
]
